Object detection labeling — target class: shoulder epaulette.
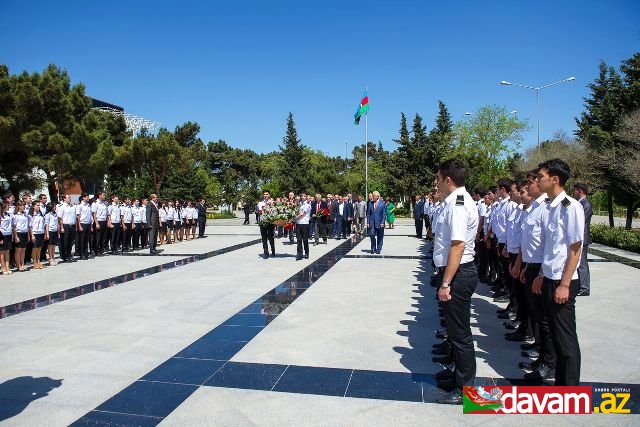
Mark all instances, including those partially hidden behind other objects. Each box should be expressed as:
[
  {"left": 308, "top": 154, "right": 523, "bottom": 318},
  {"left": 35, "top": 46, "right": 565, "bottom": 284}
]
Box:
[
  {"left": 561, "top": 197, "right": 571, "bottom": 208},
  {"left": 545, "top": 198, "right": 551, "bottom": 203},
  {"left": 456, "top": 195, "right": 464, "bottom": 206}
]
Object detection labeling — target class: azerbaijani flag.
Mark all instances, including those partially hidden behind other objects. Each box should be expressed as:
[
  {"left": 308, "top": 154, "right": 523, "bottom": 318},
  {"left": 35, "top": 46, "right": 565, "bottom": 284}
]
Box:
[{"left": 354, "top": 91, "right": 369, "bottom": 125}]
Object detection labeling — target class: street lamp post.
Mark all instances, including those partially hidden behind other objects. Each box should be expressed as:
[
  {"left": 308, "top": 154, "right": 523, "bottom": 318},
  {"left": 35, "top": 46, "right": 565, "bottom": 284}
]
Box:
[{"left": 500, "top": 77, "right": 575, "bottom": 152}]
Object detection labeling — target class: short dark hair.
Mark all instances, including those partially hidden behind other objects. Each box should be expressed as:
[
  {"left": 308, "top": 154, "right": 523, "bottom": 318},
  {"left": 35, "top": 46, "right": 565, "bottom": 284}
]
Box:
[
  {"left": 81, "top": 192, "right": 89, "bottom": 198},
  {"left": 538, "top": 158, "right": 570, "bottom": 186},
  {"left": 572, "top": 182, "right": 589, "bottom": 194},
  {"left": 474, "top": 186, "right": 486, "bottom": 197},
  {"left": 487, "top": 186, "right": 497, "bottom": 194},
  {"left": 438, "top": 159, "right": 466, "bottom": 187},
  {"left": 526, "top": 168, "right": 539, "bottom": 181},
  {"left": 516, "top": 179, "right": 527, "bottom": 191},
  {"left": 498, "top": 179, "right": 513, "bottom": 193}
]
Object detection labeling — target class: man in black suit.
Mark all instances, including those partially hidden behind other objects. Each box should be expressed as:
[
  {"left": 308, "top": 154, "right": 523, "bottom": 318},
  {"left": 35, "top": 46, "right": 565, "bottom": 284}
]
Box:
[
  {"left": 414, "top": 194, "right": 425, "bottom": 238},
  {"left": 146, "top": 194, "right": 161, "bottom": 255},
  {"left": 311, "top": 194, "right": 328, "bottom": 245},
  {"left": 573, "top": 183, "right": 592, "bottom": 296},
  {"left": 197, "top": 198, "right": 207, "bottom": 238}
]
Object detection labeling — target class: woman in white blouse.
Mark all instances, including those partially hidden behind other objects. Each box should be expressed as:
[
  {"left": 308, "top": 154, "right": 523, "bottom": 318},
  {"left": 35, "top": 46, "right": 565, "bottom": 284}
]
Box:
[
  {"left": 12, "top": 201, "right": 30, "bottom": 272},
  {"left": 44, "top": 202, "right": 59, "bottom": 266},
  {"left": 29, "top": 201, "right": 46, "bottom": 269},
  {"left": 0, "top": 203, "right": 12, "bottom": 274}
]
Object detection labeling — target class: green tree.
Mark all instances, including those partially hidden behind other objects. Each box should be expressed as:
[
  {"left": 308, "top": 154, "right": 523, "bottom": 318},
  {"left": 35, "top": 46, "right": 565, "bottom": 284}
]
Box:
[
  {"left": 576, "top": 56, "right": 640, "bottom": 228},
  {"left": 426, "top": 100, "right": 454, "bottom": 175},
  {"left": 278, "top": 112, "right": 308, "bottom": 193},
  {"left": 452, "top": 105, "right": 529, "bottom": 188},
  {"left": 0, "top": 64, "right": 124, "bottom": 197}
]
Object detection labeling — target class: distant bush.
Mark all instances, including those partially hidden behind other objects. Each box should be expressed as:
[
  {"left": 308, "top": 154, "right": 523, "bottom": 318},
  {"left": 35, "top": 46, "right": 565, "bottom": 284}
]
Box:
[
  {"left": 206, "top": 211, "right": 237, "bottom": 219},
  {"left": 590, "top": 224, "right": 640, "bottom": 253},
  {"left": 393, "top": 207, "right": 410, "bottom": 217}
]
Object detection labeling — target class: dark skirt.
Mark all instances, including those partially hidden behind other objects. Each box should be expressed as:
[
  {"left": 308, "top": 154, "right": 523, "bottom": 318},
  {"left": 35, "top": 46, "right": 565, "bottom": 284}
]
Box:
[
  {"left": 167, "top": 220, "right": 174, "bottom": 230},
  {"left": 48, "top": 232, "right": 59, "bottom": 245},
  {"left": 16, "top": 232, "right": 28, "bottom": 248},
  {"left": 0, "top": 234, "right": 11, "bottom": 251},
  {"left": 174, "top": 221, "right": 181, "bottom": 228},
  {"left": 161, "top": 222, "right": 167, "bottom": 233},
  {"left": 184, "top": 220, "right": 191, "bottom": 228},
  {"left": 33, "top": 233, "right": 44, "bottom": 248}
]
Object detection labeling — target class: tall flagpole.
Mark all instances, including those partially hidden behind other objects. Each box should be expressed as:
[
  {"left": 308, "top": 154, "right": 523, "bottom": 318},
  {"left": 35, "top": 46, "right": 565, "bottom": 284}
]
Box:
[{"left": 365, "top": 84, "right": 368, "bottom": 198}]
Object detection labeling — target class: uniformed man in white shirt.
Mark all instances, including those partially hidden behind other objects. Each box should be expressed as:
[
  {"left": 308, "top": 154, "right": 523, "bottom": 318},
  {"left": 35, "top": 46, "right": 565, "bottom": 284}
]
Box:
[
  {"left": 108, "top": 195, "right": 122, "bottom": 254},
  {"left": 132, "top": 199, "right": 142, "bottom": 250},
  {"left": 121, "top": 197, "right": 133, "bottom": 251},
  {"left": 92, "top": 192, "right": 109, "bottom": 255},
  {"left": 77, "top": 192, "right": 93, "bottom": 260},
  {"left": 295, "top": 194, "right": 312, "bottom": 260},
  {"left": 532, "top": 159, "right": 584, "bottom": 386},
  {"left": 432, "top": 159, "right": 479, "bottom": 405},
  {"left": 58, "top": 194, "right": 77, "bottom": 262},
  {"left": 512, "top": 170, "right": 556, "bottom": 380}
]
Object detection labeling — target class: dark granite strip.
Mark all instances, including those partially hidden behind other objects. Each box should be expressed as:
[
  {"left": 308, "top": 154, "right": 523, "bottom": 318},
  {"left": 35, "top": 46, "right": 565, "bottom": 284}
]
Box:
[
  {"left": 588, "top": 247, "right": 640, "bottom": 269},
  {"left": 71, "top": 410, "right": 163, "bottom": 427},
  {"left": 344, "top": 255, "right": 432, "bottom": 260},
  {"left": 0, "top": 239, "right": 261, "bottom": 319},
  {"left": 198, "top": 361, "right": 640, "bottom": 410},
  {"left": 70, "top": 236, "right": 363, "bottom": 425}
]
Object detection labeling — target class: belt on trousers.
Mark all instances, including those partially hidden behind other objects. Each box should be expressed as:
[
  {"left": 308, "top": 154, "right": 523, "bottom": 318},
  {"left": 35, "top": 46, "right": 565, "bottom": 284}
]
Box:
[{"left": 436, "top": 260, "right": 475, "bottom": 273}]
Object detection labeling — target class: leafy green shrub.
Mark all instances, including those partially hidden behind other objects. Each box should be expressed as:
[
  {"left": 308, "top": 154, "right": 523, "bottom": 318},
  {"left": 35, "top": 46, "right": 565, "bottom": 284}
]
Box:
[
  {"left": 590, "top": 224, "right": 640, "bottom": 253},
  {"left": 206, "top": 211, "right": 237, "bottom": 219},
  {"left": 393, "top": 207, "right": 410, "bottom": 217}
]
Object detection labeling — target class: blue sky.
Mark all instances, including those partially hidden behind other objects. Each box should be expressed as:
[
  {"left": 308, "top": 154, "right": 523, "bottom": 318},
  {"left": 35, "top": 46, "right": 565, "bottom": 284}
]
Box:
[{"left": 1, "top": 0, "right": 638, "bottom": 157}]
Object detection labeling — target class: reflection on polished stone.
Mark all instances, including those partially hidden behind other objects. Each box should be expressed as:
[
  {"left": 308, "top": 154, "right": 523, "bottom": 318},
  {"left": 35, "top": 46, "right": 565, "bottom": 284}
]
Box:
[{"left": 0, "top": 238, "right": 262, "bottom": 319}]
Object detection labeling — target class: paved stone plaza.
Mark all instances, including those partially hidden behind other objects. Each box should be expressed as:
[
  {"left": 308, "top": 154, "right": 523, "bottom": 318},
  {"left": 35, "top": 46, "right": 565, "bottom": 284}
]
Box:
[{"left": 0, "top": 219, "right": 638, "bottom": 426}]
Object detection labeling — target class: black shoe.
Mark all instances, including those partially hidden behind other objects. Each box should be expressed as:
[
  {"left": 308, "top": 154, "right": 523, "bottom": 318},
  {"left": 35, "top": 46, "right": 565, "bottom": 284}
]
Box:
[
  {"left": 577, "top": 290, "right": 590, "bottom": 296},
  {"left": 432, "top": 341, "right": 449, "bottom": 349},
  {"left": 295, "top": 256, "right": 303, "bottom": 261},
  {"left": 437, "top": 389, "right": 463, "bottom": 405},
  {"left": 263, "top": 253, "right": 269, "bottom": 259},
  {"left": 504, "top": 321, "right": 521, "bottom": 330},
  {"left": 519, "top": 360, "right": 541, "bottom": 371},
  {"left": 494, "top": 295, "right": 510, "bottom": 303},
  {"left": 150, "top": 250, "right": 158, "bottom": 255},
  {"left": 522, "top": 349, "right": 540, "bottom": 359},
  {"left": 435, "top": 368, "right": 454, "bottom": 380},
  {"left": 271, "top": 252, "right": 276, "bottom": 257},
  {"left": 505, "top": 332, "right": 533, "bottom": 342},
  {"left": 520, "top": 342, "right": 538, "bottom": 351},
  {"left": 496, "top": 307, "right": 510, "bottom": 314},
  {"left": 304, "top": 254, "right": 309, "bottom": 259},
  {"left": 524, "top": 364, "right": 555, "bottom": 380},
  {"left": 435, "top": 329, "right": 448, "bottom": 340},
  {"left": 497, "top": 312, "right": 513, "bottom": 320},
  {"left": 432, "top": 355, "right": 453, "bottom": 364}
]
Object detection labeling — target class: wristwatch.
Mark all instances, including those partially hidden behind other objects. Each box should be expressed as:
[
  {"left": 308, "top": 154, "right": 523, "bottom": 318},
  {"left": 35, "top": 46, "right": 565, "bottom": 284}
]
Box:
[{"left": 440, "top": 281, "right": 450, "bottom": 289}]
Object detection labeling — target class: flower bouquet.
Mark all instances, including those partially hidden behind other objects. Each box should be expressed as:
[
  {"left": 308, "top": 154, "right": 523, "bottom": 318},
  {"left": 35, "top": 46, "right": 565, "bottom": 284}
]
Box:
[{"left": 259, "top": 200, "right": 298, "bottom": 226}]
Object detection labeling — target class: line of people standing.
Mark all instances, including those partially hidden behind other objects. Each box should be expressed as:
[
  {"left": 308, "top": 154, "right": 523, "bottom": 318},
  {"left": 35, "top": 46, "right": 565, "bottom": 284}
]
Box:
[{"left": 0, "top": 191, "right": 208, "bottom": 274}]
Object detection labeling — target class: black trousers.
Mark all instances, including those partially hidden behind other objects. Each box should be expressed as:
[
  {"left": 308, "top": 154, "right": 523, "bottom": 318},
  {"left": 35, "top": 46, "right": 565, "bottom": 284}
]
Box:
[
  {"left": 74, "top": 227, "right": 82, "bottom": 256},
  {"left": 260, "top": 224, "right": 275, "bottom": 255},
  {"left": 577, "top": 246, "right": 590, "bottom": 293},
  {"left": 487, "top": 237, "right": 499, "bottom": 283},
  {"left": 80, "top": 223, "right": 91, "bottom": 257},
  {"left": 198, "top": 218, "right": 206, "bottom": 237},
  {"left": 345, "top": 219, "right": 352, "bottom": 236},
  {"left": 95, "top": 221, "right": 107, "bottom": 253},
  {"left": 509, "top": 252, "right": 527, "bottom": 331},
  {"left": 441, "top": 261, "right": 478, "bottom": 391},
  {"left": 542, "top": 277, "right": 581, "bottom": 386},
  {"left": 414, "top": 217, "right": 423, "bottom": 238},
  {"left": 122, "top": 223, "right": 132, "bottom": 250},
  {"left": 314, "top": 220, "right": 327, "bottom": 243},
  {"left": 141, "top": 224, "right": 148, "bottom": 247},
  {"left": 476, "top": 232, "right": 488, "bottom": 277},
  {"left": 296, "top": 223, "right": 310, "bottom": 257},
  {"left": 110, "top": 224, "right": 121, "bottom": 253},
  {"left": 133, "top": 223, "right": 142, "bottom": 249},
  {"left": 525, "top": 263, "right": 555, "bottom": 368},
  {"left": 149, "top": 226, "right": 158, "bottom": 252},
  {"left": 498, "top": 243, "right": 511, "bottom": 295},
  {"left": 287, "top": 223, "right": 296, "bottom": 243},
  {"left": 63, "top": 224, "right": 76, "bottom": 260}
]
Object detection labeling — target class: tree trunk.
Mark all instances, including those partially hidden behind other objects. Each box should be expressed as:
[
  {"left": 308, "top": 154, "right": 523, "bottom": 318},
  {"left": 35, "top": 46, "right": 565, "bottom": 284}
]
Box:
[
  {"left": 625, "top": 200, "right": 638, "bottom": 230},
  {"left": 607, "top": 191, "right": 614, "bottom": 228}
]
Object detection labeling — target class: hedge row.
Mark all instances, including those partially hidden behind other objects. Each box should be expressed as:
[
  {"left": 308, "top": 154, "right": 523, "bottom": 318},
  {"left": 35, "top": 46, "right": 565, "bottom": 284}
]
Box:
[
  {"left": 206, "top": 211, "right": 237, "bottom": 220},
  {"left": 590, "top": 224, "right": 640, "bottom": 253}
]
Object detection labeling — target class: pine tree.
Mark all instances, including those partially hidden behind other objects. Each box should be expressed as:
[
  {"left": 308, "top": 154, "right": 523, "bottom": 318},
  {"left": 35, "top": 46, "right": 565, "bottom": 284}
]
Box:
[
  {"left": 278, "top": 112, "right": 307, "bottom": 194},
  {"left": 426, "top": 100, "right": 453, "bottom": 174}
]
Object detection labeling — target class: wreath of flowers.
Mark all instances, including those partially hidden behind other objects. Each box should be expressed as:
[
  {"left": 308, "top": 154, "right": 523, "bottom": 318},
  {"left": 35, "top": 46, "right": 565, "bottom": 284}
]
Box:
[{"left": 259, "top": 200, "right": 299, "bottom": 225}]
